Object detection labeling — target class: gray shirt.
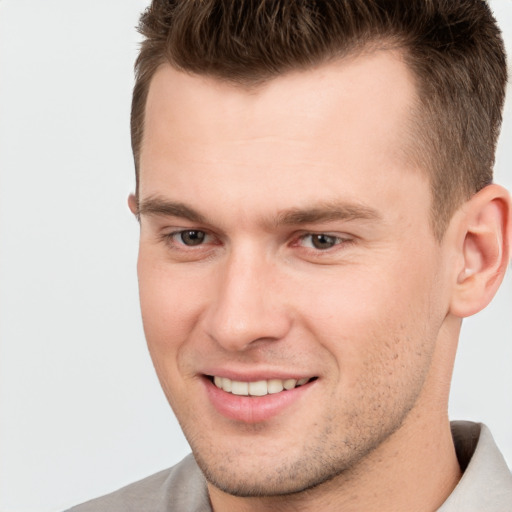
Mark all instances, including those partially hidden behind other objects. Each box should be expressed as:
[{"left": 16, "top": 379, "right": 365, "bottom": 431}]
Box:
[{"left": 67, "top": 421, "right": 512, "bottom": 511}]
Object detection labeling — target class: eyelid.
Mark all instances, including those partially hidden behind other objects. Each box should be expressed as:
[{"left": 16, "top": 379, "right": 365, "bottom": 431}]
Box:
[
  {"left": 294, "top": 231, "right": 352, "bottom": 247},
  {"left": 178, "top": 230, "right": 204, "bottom": 244},
  {"left": 159, "top": 228, "right": 216, "bottom": 249},
  {"left": 159, "top": 226, "right": 354, "bottom": 254}
]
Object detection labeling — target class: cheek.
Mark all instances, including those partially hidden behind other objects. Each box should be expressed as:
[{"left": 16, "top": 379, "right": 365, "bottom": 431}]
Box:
[
  {"left": 292, "top": 254, "right": 441, "bottom": 373},
  {"left": 137, "top": 265, "right": 203, "bottom": 414},
  {"left": 295, "top": 260, "right": 427, "bottom": 324},
  {"left": 137, "top": 253, "right": 208, "bottom": 374}
]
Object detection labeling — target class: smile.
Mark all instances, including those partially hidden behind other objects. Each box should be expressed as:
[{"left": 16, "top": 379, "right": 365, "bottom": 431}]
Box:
[{"left": 211, "top": 376, "right": 315, "bottom": 396}]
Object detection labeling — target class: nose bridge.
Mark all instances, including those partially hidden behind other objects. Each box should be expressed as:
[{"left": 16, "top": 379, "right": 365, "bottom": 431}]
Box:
[{"left": 204, "top": 242, "right": 289, "bottom": 351}]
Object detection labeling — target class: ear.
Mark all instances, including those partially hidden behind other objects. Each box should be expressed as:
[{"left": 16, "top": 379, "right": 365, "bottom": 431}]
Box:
[
  {"left": 128, "top": 194, "right": 138, "bottom": 216},
  {"left": 449, "top": 184, "right": 511, "bottom": 318}
]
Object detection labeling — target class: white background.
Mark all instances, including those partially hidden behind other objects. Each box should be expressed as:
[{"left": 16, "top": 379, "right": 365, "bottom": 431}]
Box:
[{"left": 0, "top": 1, "right": 510, "bottom": 511}]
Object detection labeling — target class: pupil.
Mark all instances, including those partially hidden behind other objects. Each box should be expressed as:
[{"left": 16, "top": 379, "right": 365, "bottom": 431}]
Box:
[
  {"left": 181, "top": 230, "right": 205, "bottom": 246},
  {"left": 312, "top": 234, "right": 335, "bottom": 250}
]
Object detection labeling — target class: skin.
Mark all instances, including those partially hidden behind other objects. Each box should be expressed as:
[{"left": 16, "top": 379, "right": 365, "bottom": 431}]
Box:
[{"left": 132, "top": 50, "right": 510, "bottom": 511}]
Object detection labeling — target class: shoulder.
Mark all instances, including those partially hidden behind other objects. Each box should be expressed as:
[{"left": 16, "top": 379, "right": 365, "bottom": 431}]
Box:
[{"left": 65, "top": 454, "right": 210, "bottom": 512}]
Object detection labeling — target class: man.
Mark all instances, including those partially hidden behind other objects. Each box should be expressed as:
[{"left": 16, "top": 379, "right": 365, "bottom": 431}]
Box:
[{"left": 69, "top": 1, "right": 512, "bottom": 510}]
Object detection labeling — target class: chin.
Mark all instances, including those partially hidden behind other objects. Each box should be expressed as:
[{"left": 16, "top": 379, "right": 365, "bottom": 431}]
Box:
[
  {"left": 191, "top": 440, "right": 363, "bottom": 499},
  {"left": 200, "top": 463, "right": 338, "bottom": 498}
]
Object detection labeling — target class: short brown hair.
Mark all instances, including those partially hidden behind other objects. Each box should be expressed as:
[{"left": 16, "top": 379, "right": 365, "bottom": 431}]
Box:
[{"left": 131, "top": 0, "right": 507, "bottom": 238}]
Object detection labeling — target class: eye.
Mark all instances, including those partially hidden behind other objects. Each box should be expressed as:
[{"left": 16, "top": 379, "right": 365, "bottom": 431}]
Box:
[
  {"left": 176, "top": 230, "right": 207, "bottom": 246},
  {"left": 179, "top": 229, "right": 206, "bottom": 246},
  {"left": 159, "top": 228, "right": 219, "bottom": 261},
  {"left": 299, "top": 233, "right": 344, "bottom": 250}
]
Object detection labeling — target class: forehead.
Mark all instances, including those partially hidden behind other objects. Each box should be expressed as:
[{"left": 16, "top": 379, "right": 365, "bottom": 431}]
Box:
[
  {"left": 139, "top": 50, "right": 428, "bottom": 225},
  {"left": 142, "top": 50, "right": 417, "bottom": 155}
]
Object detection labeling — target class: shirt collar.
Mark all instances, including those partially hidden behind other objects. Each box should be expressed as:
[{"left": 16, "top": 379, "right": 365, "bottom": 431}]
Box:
[{"left": 437, "top": 421, "right": 512, "bottom": 511}]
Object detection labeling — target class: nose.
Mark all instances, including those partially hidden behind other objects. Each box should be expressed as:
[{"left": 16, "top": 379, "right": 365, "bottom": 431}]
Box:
[{"left": 202, "top": 247, "right": 292, "bottom": 352}]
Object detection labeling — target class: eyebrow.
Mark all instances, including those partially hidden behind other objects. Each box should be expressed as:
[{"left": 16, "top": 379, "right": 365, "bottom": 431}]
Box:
[
  {"left": 137, "top": 195, "right": 381, "bottom": 227},
  {"left": 274, "top": 202, "right": 381, "bottom": 226},
  {"left": 137, "top": 196, "right": 208, "bottom": 224}
]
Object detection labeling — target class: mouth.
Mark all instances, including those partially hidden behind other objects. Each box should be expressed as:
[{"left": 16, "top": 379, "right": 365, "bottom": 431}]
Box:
[
  {"left": 203, "top": 374, "right": 319, "bottom": 422},
  {"left": 208, "top": 375, "right": 318, "bottom": 397}
]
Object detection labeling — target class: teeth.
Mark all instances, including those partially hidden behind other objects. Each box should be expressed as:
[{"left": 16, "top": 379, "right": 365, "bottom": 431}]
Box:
[
  {"left": 248, "top": 380, "right": 267, "bottom": 396},
  {"left": 283, "top": 378, "right": 297, "bottom": 390},
  {"left": 231, "top": 381, "right": 249, "bottom": 396},
  {"left": 212, "top": 376, "right": 312, "bottom": 396},
  {"left": 267, "top": 379, "right": 284, "bottom": 394},
  {"left": 221, "top": 377, "right": 232, "bottom": 392}
]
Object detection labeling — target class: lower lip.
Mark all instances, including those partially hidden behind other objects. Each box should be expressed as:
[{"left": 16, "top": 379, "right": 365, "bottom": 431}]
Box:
[{"left": 203, "top": 377, "right": 315, "bottom": 423}]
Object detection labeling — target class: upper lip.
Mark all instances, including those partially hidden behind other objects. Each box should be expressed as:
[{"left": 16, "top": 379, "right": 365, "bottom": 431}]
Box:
[{"left": 201, "top": 368, "right": 316, "bottom": 382}]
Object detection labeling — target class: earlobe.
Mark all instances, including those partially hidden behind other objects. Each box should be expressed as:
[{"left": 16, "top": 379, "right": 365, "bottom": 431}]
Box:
[{"left": 450, "top": 184, "right": 511, "bottom": 318}]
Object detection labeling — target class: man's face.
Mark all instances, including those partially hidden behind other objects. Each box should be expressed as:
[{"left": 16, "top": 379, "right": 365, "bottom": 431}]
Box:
[{"left": 136, "top": 52, "right": 454, "bottom": 496}]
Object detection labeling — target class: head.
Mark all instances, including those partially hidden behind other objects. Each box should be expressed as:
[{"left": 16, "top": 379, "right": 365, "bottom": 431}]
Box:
[
  {"left": 129, "top": 0, "right": 510, "bottom": 507},
  {"left": 131, "top": 0, "right": 507, "bottom": 239}
]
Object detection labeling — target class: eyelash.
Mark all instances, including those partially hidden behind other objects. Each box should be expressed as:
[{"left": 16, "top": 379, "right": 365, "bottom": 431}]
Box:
[
  {"left": 295, "top": 233, "right": 350, "bottom": 251},
  {"left": 161, "top": 230, "right": 215, "bottom": 249},
  {"left": 160, "top": 229, "right": 353, "bottom": 254}
]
